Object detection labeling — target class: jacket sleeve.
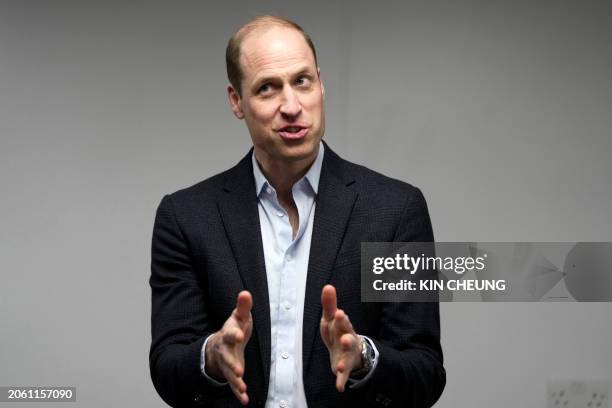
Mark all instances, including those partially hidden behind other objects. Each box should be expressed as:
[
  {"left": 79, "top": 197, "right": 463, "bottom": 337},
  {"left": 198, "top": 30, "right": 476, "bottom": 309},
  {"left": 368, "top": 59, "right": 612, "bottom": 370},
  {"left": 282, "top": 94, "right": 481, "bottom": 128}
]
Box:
[
  {"left": 349, "top": 187, "right": 446, "bottom": 407},
  {"left": 149, "top": 195, "right": 229, "bottom": 407}
]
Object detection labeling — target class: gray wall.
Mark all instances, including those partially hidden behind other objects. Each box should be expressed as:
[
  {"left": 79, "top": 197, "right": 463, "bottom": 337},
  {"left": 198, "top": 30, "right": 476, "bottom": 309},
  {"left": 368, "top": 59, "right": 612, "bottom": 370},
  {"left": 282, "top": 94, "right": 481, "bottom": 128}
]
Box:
[{"left": 1, "top": 1, "right": 610, "bottom": 406}]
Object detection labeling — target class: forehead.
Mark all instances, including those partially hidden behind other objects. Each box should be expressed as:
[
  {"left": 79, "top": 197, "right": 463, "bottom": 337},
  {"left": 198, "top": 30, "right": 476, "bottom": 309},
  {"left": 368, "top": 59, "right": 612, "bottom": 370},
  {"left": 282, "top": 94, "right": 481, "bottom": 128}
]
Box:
[{"left": 239, "top": 26, "right": 316, "bottom": 80}]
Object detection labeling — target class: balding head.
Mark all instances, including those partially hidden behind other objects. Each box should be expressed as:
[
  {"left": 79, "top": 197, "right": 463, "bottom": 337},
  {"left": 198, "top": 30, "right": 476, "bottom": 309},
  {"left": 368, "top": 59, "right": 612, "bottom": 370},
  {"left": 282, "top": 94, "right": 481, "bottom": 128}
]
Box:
[{"left": 226, "top": 15, "right": 318, "bottom": 96}]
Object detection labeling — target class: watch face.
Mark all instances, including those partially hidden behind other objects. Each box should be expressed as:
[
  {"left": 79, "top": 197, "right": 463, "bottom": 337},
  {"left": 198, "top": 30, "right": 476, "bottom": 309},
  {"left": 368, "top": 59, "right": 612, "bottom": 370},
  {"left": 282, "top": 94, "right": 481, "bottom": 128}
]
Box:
[{"left": 362, "top": 338, "right": 372, "bottom": 370}]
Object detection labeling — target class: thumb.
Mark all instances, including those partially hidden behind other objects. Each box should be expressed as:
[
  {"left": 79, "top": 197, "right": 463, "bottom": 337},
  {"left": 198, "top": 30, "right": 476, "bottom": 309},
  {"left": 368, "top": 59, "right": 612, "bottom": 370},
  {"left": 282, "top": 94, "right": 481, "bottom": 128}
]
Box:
[
  {"left": 321, "top": 285, "right": 337, "bottom": 321},
  {"left": 235, "top": 290, "right": 253, "bottom": 322}
]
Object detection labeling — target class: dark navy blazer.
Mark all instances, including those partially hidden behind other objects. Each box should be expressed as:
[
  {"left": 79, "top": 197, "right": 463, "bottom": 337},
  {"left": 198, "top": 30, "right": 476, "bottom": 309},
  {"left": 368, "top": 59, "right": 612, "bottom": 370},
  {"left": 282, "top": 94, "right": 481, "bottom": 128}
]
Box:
[{"left": 150, "top": 143, "right": 445, "bottom": 407}]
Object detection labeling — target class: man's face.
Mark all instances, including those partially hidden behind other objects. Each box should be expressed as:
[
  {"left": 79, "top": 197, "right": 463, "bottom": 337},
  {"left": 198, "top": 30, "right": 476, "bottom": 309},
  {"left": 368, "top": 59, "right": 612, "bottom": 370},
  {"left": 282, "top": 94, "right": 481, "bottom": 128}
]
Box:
[{"left": 228, "top": 26, "right": 325, "bottom": 166}]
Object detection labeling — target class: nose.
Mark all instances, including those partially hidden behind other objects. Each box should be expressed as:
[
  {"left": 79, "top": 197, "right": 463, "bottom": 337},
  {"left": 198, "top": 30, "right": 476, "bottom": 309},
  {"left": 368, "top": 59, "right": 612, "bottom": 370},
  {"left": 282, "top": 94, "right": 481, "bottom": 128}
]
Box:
[{"left": 279, "top": 87, "right": 302, "bottom": 118}]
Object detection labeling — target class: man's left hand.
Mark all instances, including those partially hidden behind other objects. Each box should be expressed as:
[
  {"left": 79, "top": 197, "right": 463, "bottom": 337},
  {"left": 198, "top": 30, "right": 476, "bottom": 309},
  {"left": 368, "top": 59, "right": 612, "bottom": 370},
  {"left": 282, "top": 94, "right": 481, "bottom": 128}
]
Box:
[{"left": 320, "top": 284, "right": 364, "bottom": 392}]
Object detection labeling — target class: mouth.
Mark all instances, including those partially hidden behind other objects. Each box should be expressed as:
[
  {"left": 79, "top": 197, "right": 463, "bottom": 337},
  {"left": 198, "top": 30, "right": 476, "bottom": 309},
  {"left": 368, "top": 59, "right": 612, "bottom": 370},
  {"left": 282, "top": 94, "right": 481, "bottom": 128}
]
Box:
[{"left": 277, "top": 125, "right": 309, "bottom": 141}]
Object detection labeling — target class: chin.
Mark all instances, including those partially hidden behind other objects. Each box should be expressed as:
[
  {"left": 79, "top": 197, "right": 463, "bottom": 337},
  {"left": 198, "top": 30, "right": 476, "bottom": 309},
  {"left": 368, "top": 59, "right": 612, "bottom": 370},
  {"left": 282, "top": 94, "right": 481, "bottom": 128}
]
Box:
[{"left": 280, "top": 139, "right": 320, "bottom": 161}]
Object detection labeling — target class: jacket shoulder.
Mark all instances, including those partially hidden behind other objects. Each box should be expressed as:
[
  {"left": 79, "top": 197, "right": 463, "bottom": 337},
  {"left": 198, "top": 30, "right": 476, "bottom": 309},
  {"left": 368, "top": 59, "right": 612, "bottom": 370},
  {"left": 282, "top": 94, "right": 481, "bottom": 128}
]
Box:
[
  {"left": 161, "top": 151, "right": 251, "bottom": 209},
  {"left": 338, "top": 156, "right": 425, "bottom": 204},
  {"left": 165, "top": 170, "right": 229, "bottom": 203}
]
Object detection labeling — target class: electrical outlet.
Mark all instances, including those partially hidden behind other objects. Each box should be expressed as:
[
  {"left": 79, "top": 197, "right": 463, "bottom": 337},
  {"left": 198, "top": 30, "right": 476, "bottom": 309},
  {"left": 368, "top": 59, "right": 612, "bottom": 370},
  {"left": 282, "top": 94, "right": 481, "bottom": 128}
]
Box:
[
  {"left": 585, "top": 380, "right": 608, "bottom": 408},
  {"left": 547, "top": 379, "right": 609, "bottom": 408},
  {"left": 547, "top": 379, "right": 581, "bottom": 407}
]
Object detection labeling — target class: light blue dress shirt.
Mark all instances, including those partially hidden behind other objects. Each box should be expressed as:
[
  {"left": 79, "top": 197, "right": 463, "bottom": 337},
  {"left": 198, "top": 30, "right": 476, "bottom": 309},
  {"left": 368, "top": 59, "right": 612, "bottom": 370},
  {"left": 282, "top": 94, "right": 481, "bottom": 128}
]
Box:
[{"left": 201, "top": 143, "right": 378, "bottom": 408}]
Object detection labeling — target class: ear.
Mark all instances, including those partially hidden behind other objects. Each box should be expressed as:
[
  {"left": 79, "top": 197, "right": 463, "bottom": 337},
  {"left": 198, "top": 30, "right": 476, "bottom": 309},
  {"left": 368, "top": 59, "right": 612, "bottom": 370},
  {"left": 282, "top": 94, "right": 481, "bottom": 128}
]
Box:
[
  {"left": 317, "top": 67, "right": 325, "bottom": 98},
  {"left": 228, "top": 85, "right": 245, "bottom": 119}
]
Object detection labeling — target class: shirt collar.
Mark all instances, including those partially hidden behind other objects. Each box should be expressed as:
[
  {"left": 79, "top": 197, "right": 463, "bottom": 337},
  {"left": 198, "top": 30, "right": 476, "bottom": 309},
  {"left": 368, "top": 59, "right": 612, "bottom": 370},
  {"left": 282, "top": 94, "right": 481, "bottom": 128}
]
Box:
[{"left": 252, "top": 141, "right": 325, "bottom": 197}]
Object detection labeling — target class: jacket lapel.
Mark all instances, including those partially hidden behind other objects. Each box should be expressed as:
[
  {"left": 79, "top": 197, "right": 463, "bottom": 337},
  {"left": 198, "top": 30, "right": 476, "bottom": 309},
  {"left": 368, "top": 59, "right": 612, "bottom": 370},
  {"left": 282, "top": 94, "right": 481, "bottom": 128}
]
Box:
[
  {"left": 216, "top": 152, "right": 271, "bottom": 390},
  {"left": 302, "top": 145, "right": 358, "bottom": 372},
  {"left": 215, "top": 145, "right": 358, "bottom": 391}
]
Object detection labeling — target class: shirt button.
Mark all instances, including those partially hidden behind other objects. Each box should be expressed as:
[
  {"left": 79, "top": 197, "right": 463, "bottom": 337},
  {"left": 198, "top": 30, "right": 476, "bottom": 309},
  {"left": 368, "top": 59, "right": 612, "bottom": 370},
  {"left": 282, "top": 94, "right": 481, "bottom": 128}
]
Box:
[
  {"left": 285, "top": 255, "right": 292, "bottom": 262},
  {"left": 281, "top": 352, "right": 289, "bottom": 359},
  {"left": 283, "top": 302, "right": 291, "bottom": 310},
  {"left": 279, "top": 400, "right": 288, "bottom": 408},
  {"left": 276, "top": 211, "right": 284, "bottom": 217},
  {"left": 266, "top": 187, "right": 272, "bottom": 194}
]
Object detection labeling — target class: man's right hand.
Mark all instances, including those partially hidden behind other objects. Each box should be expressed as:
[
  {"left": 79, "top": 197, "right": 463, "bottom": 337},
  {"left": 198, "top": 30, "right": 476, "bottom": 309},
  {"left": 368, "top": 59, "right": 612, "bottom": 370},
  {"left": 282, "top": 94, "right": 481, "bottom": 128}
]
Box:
[{"left": 205, "top": 290, "right": 253, "bottom": 405}]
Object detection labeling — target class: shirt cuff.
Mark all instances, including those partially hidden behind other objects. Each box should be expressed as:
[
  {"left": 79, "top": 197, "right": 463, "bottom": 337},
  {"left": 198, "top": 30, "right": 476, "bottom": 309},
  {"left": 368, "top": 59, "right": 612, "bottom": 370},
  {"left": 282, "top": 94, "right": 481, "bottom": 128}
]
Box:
[
  {"left": 347, "top": 335, "right": 379, "bottom": 389},
  {"left": 200, "top": 334, "right": 228, "bottom": 387}
]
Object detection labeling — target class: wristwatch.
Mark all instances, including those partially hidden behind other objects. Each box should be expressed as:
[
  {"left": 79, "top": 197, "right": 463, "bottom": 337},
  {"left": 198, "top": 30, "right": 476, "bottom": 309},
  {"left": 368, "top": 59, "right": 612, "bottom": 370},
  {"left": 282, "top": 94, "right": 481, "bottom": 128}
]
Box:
[{"left": 350, "top": 336, "right": 374, "bottom": 378}]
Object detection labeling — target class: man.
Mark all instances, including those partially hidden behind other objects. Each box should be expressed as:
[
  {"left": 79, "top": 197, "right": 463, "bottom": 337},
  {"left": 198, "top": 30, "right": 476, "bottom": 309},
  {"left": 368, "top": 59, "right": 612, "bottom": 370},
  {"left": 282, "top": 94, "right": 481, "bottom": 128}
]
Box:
[{"left": 150, "top": 16, "right": 445, "bottom": 408}]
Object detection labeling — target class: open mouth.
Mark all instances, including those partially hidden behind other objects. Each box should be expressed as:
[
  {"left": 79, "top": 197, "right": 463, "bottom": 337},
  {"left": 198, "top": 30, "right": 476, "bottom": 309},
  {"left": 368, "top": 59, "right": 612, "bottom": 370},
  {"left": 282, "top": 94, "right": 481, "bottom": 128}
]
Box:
[{"left": 277, "top": 125, "right": 309, "bottom": 140}]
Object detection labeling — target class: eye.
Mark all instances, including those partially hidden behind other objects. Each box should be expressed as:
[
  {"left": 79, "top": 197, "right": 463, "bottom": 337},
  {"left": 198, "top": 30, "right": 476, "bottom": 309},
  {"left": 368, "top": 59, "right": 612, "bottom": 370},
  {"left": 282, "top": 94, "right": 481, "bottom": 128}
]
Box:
[
  {"left": 295, "top": 75, "right": 312, "bottom": 87},
  {"left": 257, "top": 83, "right": 272, "bottom": 95}
]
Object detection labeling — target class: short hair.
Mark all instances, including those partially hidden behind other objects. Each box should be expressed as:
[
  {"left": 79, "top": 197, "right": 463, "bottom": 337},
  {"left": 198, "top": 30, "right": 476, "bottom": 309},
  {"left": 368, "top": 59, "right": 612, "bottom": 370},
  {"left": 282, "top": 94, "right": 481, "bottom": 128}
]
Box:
[{"left": 226, "top": 15, "right": 318, "bottom": 96}]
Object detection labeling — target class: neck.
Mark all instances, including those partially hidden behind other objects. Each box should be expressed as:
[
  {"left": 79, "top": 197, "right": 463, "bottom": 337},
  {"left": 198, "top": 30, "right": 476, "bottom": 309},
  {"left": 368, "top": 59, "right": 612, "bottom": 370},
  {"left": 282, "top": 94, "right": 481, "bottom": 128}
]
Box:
[{"left": 254, "top": 147, "right": 319, "bottom": 194}]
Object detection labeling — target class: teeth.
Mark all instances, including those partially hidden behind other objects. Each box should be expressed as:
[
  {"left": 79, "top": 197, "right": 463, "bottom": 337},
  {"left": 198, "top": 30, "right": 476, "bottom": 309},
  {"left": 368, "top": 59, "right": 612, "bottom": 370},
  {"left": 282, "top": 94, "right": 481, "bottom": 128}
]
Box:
[{"left": 285, "top": 127, "right": 301, "bottom": 132}]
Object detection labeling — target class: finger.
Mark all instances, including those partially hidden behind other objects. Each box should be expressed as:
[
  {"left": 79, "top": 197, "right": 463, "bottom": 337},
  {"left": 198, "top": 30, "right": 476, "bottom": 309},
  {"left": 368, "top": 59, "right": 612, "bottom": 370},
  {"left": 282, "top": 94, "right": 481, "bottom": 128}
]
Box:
[
  {"left": 320, "top": 318, "right": 332, "bottom": 346},
  {"left": 222, "top": 327, "right": 244, "bottom": 345},
  {"left": 228, "top": 379, "right": 249, "bottom": 406},
  {"left": 219, "top": 350, "right": 244, "bottom": 378},
  {"left": 237, "top": 391, "right": 249, "bottom": 406},
  {"left": 336, "top": 367, "right": 350, "bottom": 393},
  {"left": 321, "top": 284, "right": 337, "bottom": 321},
  {"left": 334, "top": 309, "right": 354, "bottom": 335},
  {"left": 336, "top": 358, "right": 346, "bottom": 374},
  {"left": 235, "top": 291, "right": 253, "bottom": 321},
  {"left": 230, "top": 376, "right": 247, "bottom": 395},
  {"left": 224, "top": 368, "right": 246, "bottom": 392},
  {"left": 219, "top": 359, "right": 248, "bottom": 397},
  {"left": 340, "top": 333, "right": 357, "bottom": 352}
]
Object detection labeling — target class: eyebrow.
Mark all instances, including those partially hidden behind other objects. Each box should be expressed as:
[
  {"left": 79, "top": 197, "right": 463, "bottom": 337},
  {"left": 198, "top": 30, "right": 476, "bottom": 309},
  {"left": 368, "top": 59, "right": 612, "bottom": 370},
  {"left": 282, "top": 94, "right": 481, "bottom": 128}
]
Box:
[{"left": 251, "top": 66, "right": 316, "bottom": 87}]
